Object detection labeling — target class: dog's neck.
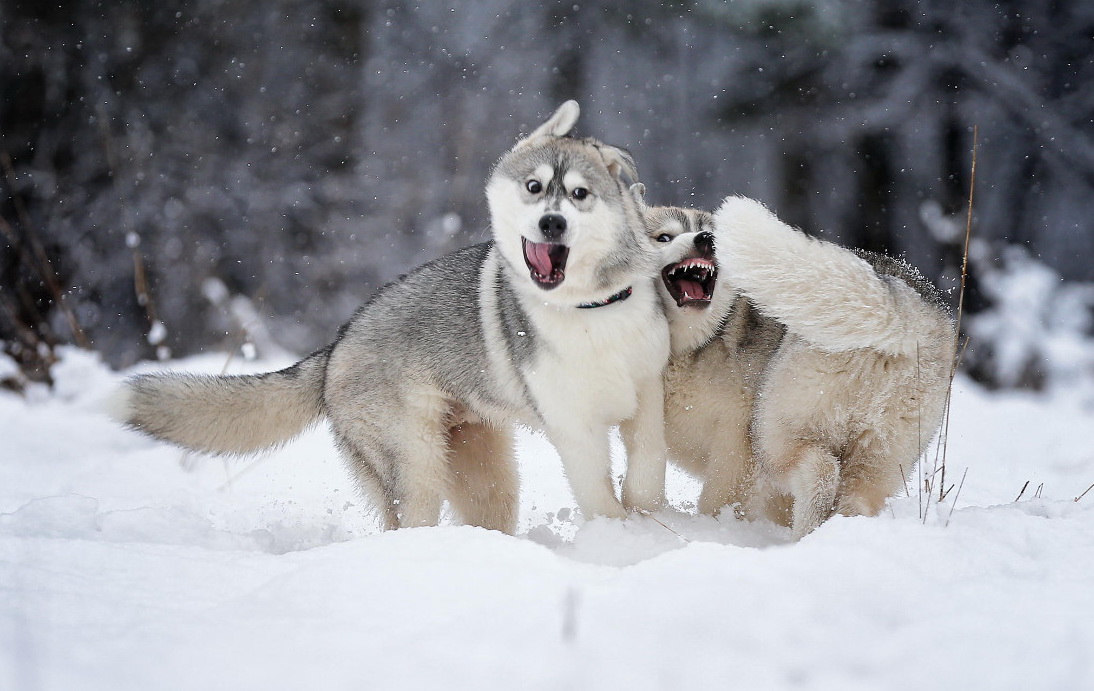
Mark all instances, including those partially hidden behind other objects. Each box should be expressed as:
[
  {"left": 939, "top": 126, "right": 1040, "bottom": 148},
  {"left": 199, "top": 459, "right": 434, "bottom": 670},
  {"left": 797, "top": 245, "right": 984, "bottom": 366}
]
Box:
[{"left": 577, "top": 286, "right": 633, "bottom": 309}]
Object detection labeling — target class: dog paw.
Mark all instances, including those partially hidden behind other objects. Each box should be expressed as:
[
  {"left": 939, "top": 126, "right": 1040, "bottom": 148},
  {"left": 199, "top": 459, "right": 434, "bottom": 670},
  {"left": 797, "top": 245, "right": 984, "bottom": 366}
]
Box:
[
  {"left": 622, "top": 489, "right": 665, "bottom": 514},
  {"left": 586, "top": 500, "right": 629, "bottom": 521}
]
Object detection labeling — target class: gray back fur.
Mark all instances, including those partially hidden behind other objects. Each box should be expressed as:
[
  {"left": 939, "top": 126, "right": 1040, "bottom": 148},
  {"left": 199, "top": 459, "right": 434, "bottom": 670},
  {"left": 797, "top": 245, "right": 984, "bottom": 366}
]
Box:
[
  {"left": 332, "top": 242, "right": 517, "bottom": 414},
  {"left": 852, "top": 248, "right": 952, "bottom": 315}
]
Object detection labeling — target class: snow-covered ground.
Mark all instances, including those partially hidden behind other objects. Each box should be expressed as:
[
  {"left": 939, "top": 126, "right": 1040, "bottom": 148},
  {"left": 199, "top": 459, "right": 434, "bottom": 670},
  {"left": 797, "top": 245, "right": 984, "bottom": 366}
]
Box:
[{"left": 3, "top": 348, "right": 1094, "bottom": 690}]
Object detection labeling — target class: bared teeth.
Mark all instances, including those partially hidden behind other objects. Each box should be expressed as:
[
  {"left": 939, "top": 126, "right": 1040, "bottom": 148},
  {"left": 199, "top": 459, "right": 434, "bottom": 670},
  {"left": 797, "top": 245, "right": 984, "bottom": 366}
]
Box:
[
  {"left": 661, "top": 256, "right": 718, "bottom": 307},
  {"left": 668, "top": 259, "right": 714, "bottom": 280}
]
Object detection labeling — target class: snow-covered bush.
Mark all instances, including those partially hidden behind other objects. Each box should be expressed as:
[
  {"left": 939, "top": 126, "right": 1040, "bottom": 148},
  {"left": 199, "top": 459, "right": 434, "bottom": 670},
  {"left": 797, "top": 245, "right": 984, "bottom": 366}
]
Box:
[{"left": 964, "top": 242, "right": 1094, "bottom": 396}]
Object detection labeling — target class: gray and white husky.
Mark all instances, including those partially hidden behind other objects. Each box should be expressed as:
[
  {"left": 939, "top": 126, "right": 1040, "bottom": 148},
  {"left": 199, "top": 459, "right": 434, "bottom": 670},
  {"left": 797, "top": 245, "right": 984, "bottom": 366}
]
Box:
[
  {"left": 639, "top": 191, "right": 954, "bottom": 538},
  {"left": 115, "top": 101, "right": 670, "bottom": 533}
]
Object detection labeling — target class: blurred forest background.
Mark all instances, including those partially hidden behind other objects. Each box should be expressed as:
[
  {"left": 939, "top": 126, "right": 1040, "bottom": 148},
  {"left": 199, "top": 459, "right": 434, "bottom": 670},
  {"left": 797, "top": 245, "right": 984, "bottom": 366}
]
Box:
[{"left": 3, "top": 0, "right": 1094, "bottom": 392}]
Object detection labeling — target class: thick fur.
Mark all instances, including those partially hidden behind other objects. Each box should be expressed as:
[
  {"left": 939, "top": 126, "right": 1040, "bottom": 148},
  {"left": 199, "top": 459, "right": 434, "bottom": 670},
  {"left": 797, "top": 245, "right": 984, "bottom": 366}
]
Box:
[
  {"left": 122, "top": 352, "right": 327, "bottom": 456},
  {"left": 642, "top": 192, "right": 954, "bottom": 538},
  {"left": 118, "top": 101, "right": 670, "bottom": 532}
]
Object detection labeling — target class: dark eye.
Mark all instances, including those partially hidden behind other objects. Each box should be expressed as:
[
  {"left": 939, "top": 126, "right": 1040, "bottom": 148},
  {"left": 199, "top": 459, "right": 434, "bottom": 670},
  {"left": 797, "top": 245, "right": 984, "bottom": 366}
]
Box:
[
  {"left": 571, "top": 187, "right": 589, "bottom": 201},
  {"left": 526, "top": 179, "right": 542, "bottom": 194},
  {"left": 656, "top": 233, "right": 673, "bottom": 243}
]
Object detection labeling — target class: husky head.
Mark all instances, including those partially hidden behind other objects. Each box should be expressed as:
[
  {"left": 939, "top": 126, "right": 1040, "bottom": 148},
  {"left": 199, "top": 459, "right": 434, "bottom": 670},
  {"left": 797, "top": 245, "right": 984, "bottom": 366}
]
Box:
[
  {"left": 487, "top": 101, "right": 654, "bottom": 304},
  {"left": 635, "top": 186, "right": 735, "bottom": 354}
]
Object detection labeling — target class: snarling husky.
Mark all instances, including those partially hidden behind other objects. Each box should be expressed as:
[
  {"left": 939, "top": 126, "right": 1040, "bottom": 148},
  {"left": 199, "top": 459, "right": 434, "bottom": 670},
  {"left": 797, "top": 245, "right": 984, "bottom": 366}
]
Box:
[
  {"left": 641, "top": 191, "right": 954, "bottom": 538},
  {"left": 115, "top": 102, "right": 670, "bottom": 532}
]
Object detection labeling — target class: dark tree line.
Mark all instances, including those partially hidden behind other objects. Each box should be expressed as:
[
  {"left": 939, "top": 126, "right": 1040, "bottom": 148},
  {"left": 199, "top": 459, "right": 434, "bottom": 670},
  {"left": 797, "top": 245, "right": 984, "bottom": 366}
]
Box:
[{"left": 3, "top": 0, "right": 1093, "bottom": 387}]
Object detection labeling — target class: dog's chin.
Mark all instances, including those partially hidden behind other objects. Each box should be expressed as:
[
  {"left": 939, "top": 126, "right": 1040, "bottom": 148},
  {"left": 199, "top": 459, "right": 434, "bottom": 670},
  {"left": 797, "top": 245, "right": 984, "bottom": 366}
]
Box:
[
  {"left": 531, "top": 271, "right": 565, "bottom": 290},
  {"left": 673, "top": 296, "right": 713, "bottom": 309},
  {"left": 661, "top": 257, "right": 718, "bottom": 308},
  {"left": 523, "top": 237, "right": 569, "bottom": 290}
]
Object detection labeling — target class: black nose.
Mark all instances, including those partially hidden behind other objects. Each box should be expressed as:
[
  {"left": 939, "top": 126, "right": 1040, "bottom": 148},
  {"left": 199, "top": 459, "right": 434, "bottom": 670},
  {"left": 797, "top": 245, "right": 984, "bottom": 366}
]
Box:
[
  {"left": 538, "top": 213, "right": 567, "bottom": 241},
  {"left": 695, "top": 230, "right": 715, "bottom": 258}
]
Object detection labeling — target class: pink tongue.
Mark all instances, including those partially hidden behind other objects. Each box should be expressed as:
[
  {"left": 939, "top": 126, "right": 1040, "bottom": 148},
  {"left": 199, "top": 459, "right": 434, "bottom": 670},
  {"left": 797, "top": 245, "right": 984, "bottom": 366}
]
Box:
[
  {"left": 526, "top": 241, "right": 556, "bottom": 275},
  {"left": 679, "top": 279, "right": 706, "bottom": 300}
]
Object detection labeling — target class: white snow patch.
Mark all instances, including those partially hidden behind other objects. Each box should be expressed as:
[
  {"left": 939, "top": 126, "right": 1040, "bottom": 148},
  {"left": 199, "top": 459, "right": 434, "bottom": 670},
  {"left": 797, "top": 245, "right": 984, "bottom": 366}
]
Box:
[
  {"left": 0, "top": 352, "right": 20, "bottom": 381},
  {"left": 2, "top": 350, "right": 1094, "bottom": 690},
  {"left": 147, "top": 320, "right": 168, "bottom": 346}
]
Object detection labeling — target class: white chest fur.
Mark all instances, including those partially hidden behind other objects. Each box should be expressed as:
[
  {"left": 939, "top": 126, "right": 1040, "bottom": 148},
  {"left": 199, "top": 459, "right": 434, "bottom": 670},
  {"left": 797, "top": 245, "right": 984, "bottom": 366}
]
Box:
[{"left": 520, "top": 281, "right": 669, "bottom": 424}]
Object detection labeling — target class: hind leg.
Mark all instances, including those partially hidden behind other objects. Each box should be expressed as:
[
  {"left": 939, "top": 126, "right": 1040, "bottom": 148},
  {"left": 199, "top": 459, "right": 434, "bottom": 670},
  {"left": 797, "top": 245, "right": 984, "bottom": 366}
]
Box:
[
  {"left": 836, "top": 431, "right": 916, "bottom": 518},
  {"left": 835, "top": 456, "right": 903, "bottom": 518},
  {"left": 334, "top": 434, "right": 400, "bottom": 530},
  {"left": 389, "top": 394, "right": 455, "bottom": 528},
  {"left": 776, "top": 443, "right": 841, "bottom": 540},
  {"left": 330, "top": 390, "right": 452, "bottom": 529},
  {"left": 835, "top": 476, "right": 893, "bottom": 517},
  {"left": 696, "top": 423, "right": 754, "bottom": 517},
  {"left": 698, "top": 457, "right": 751, "bottom": 517},
  {"left": 447, "top": 422, "right": 519, "bottom": 533}
]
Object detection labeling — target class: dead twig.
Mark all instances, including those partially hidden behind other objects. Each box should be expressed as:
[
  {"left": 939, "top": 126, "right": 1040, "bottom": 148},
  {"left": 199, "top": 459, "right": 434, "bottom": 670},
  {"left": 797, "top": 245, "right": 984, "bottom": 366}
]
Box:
[
  {"left": 922, "top": 473, "right": 934, "bottom": 525},
  {"left": 935, "top": 126, "right": 979, "bottom": 504},
  {"left": 1, "top": 154, "right": 89, "bottom": 348},
  {"left": 1014, "top": 480, "right": 1030, "bottom": 503},
  {"left": 939, "top": 483, "right": 955, "bottom": 502},
  {"left": 945, "top": 468, "right": 969, "bottom": 528},
  {"left": 645, "top": 513, "right": 691, "bottom": 543},
  {"left": 1075, "top": 481, "right": 1094, "bottom": 503},
  {"left": 952, "top": 125, "right": 979, "bottom": 360},
  {"left": 0, "top": 220, "right": 54, "bottom": 343}
]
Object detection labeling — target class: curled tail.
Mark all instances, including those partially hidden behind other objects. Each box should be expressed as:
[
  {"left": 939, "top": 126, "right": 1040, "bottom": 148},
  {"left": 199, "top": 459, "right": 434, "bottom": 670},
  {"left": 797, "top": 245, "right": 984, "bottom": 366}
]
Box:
[
  {"left": 713, "top": 196, "right": 953, "bottom": 357},
  {"left": 114, "top": 348, "right": 329, "bottom": 456}
]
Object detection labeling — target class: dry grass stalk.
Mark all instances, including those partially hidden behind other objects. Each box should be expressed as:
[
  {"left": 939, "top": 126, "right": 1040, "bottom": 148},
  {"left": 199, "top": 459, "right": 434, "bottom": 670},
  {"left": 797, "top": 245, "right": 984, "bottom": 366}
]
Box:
[
  {"left": 646, "top": 513, "right": 691, "bottom": 543},
  {"left": 131, "top": 243, "right": 160, "bottom": 336},
  {"left": 1075, "top": 482, "right": 1094, "bottom": 503},
  {"left": 934, "top": 126, "right": 979, "bottom": 504},
  {"left": 944, "top": 468, "right": 969, "bottom": 528},
  {"left": 1, "top": 154, "right": 89, "bottom": 348},
  {"left": 1014, "top": 480, "right": 1030, "bottom": 502},
  {"left": 0, "top": 218, "right": 51, "bottom": 332}
]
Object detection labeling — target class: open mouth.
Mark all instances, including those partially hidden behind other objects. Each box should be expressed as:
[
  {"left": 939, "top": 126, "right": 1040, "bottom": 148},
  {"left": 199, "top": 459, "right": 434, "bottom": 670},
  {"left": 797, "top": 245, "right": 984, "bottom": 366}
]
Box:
[
  {"left": 522, "top": 237, "right": 569, "bottom": 290},
  {"left": 662, "top": 257, "right": 718, "bottom": 307}
]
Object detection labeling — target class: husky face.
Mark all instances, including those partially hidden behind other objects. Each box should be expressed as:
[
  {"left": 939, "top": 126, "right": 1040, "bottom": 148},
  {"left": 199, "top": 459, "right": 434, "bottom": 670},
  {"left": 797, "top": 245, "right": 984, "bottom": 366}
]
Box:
[
  {"left": 634, "top": 191, "right": 736, "bottom": 354},
  {"left": 644, "top": 205, "right": 719, "bottom": 310},
  {"left": 630, "top": 182, "right": 721, "bottom": 313},
  {"left": 487, "top": 101, "right": 652, "bottom": 303}
]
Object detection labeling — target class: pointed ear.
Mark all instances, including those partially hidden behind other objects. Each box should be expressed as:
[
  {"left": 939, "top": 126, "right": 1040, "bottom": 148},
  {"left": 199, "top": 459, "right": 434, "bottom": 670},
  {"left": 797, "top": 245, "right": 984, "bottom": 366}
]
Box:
[
  {"left": 629, "top": 182, "right": 647, "bottom": 210},
  {"left": 598, "top": 145, "right": 638, "bottom": 184},
  {"left": 513, "top": 100, "right": 580, "bottom": 149}
]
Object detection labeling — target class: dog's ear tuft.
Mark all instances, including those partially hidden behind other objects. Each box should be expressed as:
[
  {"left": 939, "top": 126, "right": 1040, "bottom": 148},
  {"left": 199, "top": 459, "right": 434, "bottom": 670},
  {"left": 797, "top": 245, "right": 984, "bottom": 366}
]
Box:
[
  {"left": 599, "top": 145, "right": 638, "bottom": 184},
  {"left": 629, "top": 182, "right": 648, "bottom": 210},
  {"left": 513, "top": 100, "right": 580, "bottom": 149}
]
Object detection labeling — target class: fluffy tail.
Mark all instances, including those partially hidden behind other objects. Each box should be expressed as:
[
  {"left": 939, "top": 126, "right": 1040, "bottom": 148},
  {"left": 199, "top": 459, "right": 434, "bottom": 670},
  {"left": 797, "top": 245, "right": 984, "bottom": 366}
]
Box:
[
  {"left": 112, "top": 348, "right": 329, "bottom": 456},
  {"left": 713, "top": 196, "right": 951, "bottom": 356}
]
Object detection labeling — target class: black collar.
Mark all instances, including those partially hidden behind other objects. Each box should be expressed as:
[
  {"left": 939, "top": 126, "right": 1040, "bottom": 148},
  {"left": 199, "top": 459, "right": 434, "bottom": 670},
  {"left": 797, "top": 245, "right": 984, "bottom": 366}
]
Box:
[{"left": 577, "top": 286, "right": 633, "bottom": 309}]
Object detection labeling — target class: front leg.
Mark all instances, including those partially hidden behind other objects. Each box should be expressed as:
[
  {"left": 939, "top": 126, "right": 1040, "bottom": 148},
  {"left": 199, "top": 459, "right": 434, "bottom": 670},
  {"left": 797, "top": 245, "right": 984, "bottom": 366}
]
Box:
[
  {"left": 546, "top": 420, "right": 627, "bottom": 520},
  {"left": 619, "top": 376, "right": 668, "bottom": 513}
]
